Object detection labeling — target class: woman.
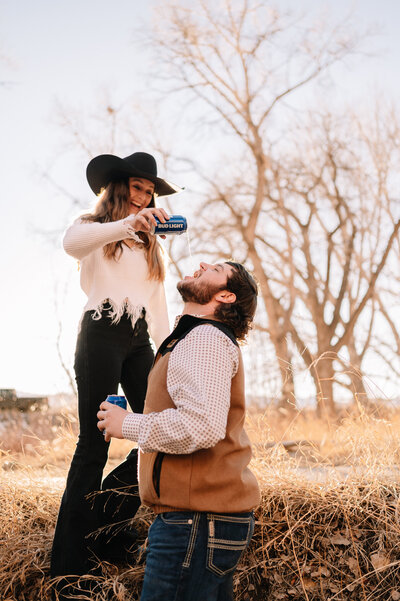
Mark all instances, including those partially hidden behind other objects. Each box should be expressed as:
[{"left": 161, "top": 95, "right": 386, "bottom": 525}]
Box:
[{"left": 51, "top": 152, "right": 181, "bottom": 584}]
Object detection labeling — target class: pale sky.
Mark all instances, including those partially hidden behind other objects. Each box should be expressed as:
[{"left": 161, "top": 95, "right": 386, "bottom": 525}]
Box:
[{"left": 0, "top": 0, "right": 399, "bottom": 396}]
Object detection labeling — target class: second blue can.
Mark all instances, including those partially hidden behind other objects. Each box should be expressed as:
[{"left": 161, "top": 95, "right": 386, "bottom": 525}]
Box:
[{"left": 105, "top": 394, "right": 127, "bottom": 409}]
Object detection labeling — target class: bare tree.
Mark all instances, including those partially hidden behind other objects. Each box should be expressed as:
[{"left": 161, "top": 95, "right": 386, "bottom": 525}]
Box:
[
  {"left": 187, "top": 108, "right": 400, "bottom": 414},
  {"left": 280, "top": 110, "right": 399, "bottom": 412},
  {"left": 139, "top": 0, "right": 380, "bottom": 411},
  {"left": 54, "top": 298, "right": 77, "bottom": 397},
  {"left": 138, "top": 0, "right": 399, "bottom": 411}
]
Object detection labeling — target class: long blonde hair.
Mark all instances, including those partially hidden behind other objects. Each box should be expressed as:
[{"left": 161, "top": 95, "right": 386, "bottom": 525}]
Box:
[{"left": 81, "top": 180, "right": 166, "bottom": 281}]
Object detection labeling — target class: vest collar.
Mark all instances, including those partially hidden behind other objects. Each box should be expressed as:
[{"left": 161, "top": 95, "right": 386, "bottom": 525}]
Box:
[{"left": 158, "top": 314, "right": 237, "bottom": 357}]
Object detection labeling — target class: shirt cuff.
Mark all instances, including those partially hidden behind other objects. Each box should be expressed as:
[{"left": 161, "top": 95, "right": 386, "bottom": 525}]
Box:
[
  {"left": 122, "top": 219, "right": 145, "bottom": 244},
  {"left": 122, "top": 413, "right": 144, "bottom": 441}
]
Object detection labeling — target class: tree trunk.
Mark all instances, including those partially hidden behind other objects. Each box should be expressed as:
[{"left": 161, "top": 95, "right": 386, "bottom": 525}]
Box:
[
  {"left": 276, "top": 338, "right": 296, "bottom": 411},
  {"left": 311, "top": 357, "right": 336, "bottom": 417},
  {"left": 248, "top": 246, "right": 297, "bottom": 408},
  {"left": 347, "top": 342, "right": 369, "bottom": 406}
]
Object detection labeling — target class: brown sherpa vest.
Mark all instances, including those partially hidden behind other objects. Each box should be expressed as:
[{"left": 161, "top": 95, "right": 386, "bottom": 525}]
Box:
[{"left": 138, "top": 315, "right": 261, "bottom": 514}]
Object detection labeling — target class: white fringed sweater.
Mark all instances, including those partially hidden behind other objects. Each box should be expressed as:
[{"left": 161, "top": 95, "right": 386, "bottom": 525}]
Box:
[{"left": 63, "top": 218, "right": 170, "bottom": 349}]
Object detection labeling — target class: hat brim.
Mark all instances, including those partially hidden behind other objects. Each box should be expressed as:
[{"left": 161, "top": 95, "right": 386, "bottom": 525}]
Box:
[{"left": 86, "top": 154, "right": 182, "bottom": 196}]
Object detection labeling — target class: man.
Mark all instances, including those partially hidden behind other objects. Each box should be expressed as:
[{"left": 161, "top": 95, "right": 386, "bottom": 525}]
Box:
[{"left": 97, "top": 260, "right": 261, "bottom": 601}]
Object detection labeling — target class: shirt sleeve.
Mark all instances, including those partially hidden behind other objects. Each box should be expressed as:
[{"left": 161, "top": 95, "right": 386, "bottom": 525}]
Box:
[
  {"left": 122, "top": 325, "right": 239, "bottom": 454},
  {"left": 63, "top": 217, "right": 142, "bottom": 260}
]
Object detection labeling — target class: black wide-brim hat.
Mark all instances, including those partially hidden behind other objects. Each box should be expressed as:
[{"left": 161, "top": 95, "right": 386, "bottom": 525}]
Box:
[{"left": 86, "top": 152, "right": 182, "bottom": 196}]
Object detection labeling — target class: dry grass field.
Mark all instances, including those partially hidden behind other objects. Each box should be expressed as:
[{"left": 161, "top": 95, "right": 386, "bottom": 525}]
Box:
[{"left": 1, "top": 402, "right": 400, "bottom": 600}]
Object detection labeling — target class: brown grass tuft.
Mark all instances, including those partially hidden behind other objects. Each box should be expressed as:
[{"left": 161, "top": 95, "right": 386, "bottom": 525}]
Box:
[{"left": 1, "top": 406, "right": 400, "bottom": 599}]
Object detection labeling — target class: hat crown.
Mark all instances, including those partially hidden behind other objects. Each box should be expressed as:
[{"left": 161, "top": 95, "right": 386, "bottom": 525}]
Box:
[
  {"left": 86, "top": 151, "right": 180, "bottom": 196},
  {"left": 124, "top": 152, "right": 157, "bottom": 177}
]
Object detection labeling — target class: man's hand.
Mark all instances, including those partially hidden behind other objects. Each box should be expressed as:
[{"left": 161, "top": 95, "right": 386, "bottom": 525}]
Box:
[{"left": 97, "top": 401, "right": 128, "bottom": 442}]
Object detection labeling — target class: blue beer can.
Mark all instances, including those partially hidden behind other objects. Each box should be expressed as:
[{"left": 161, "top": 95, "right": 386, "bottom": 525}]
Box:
[
  {"left": 105, "top": 394, "right": 127, "bottom": 410},
  {"left": 152, "top": 214, "right": 187, "bottom": 235}
]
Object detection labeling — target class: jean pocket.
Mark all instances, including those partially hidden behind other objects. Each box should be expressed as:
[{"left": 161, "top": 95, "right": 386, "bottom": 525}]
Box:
[
  {"left": 206, "top": 513, "right": 254, "bottom": 577},
  {"left": 160, "top": 511, "right": 195, "bottom": 525}
]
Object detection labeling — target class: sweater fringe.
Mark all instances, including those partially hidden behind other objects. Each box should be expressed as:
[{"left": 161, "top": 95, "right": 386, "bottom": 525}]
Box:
[{"left": 91, "top": 297, "right": 146, "bottom": 326}]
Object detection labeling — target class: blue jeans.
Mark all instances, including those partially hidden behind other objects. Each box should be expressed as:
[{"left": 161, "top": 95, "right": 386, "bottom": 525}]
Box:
[{"left": 140, "top": 511, "right": 255, "bottom": 601}]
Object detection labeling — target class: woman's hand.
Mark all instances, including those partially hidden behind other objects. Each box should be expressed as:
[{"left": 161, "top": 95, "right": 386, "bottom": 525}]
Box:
[
  {"left": 125, "top": 207, "right": 170, "bottom": 234},
  {"left": 97, "top": 401, "right": 128, "bottom": 442}
]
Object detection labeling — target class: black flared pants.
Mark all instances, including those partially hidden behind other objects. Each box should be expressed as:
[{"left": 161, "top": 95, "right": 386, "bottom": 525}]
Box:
[{"left": 50, "top": 308, "right": 154, "bottom": 577}]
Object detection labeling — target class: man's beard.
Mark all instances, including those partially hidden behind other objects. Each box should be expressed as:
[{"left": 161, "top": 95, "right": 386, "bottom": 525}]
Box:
[{"left": 177, "top": 279, "right": 223, "bottom": 305}]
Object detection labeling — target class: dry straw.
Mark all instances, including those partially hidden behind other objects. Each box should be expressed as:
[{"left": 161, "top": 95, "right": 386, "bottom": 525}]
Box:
[{"left": 1, "top": 405, "right": 400, "bottom": 600}]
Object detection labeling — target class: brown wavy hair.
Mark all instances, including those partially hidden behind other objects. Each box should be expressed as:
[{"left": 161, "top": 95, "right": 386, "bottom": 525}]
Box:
[
  {"left": 214, "top": 261, "right": 258, "bottom": 341},
  {"left": 80, "top": 180, "right": 165, "bottom": 281}
]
